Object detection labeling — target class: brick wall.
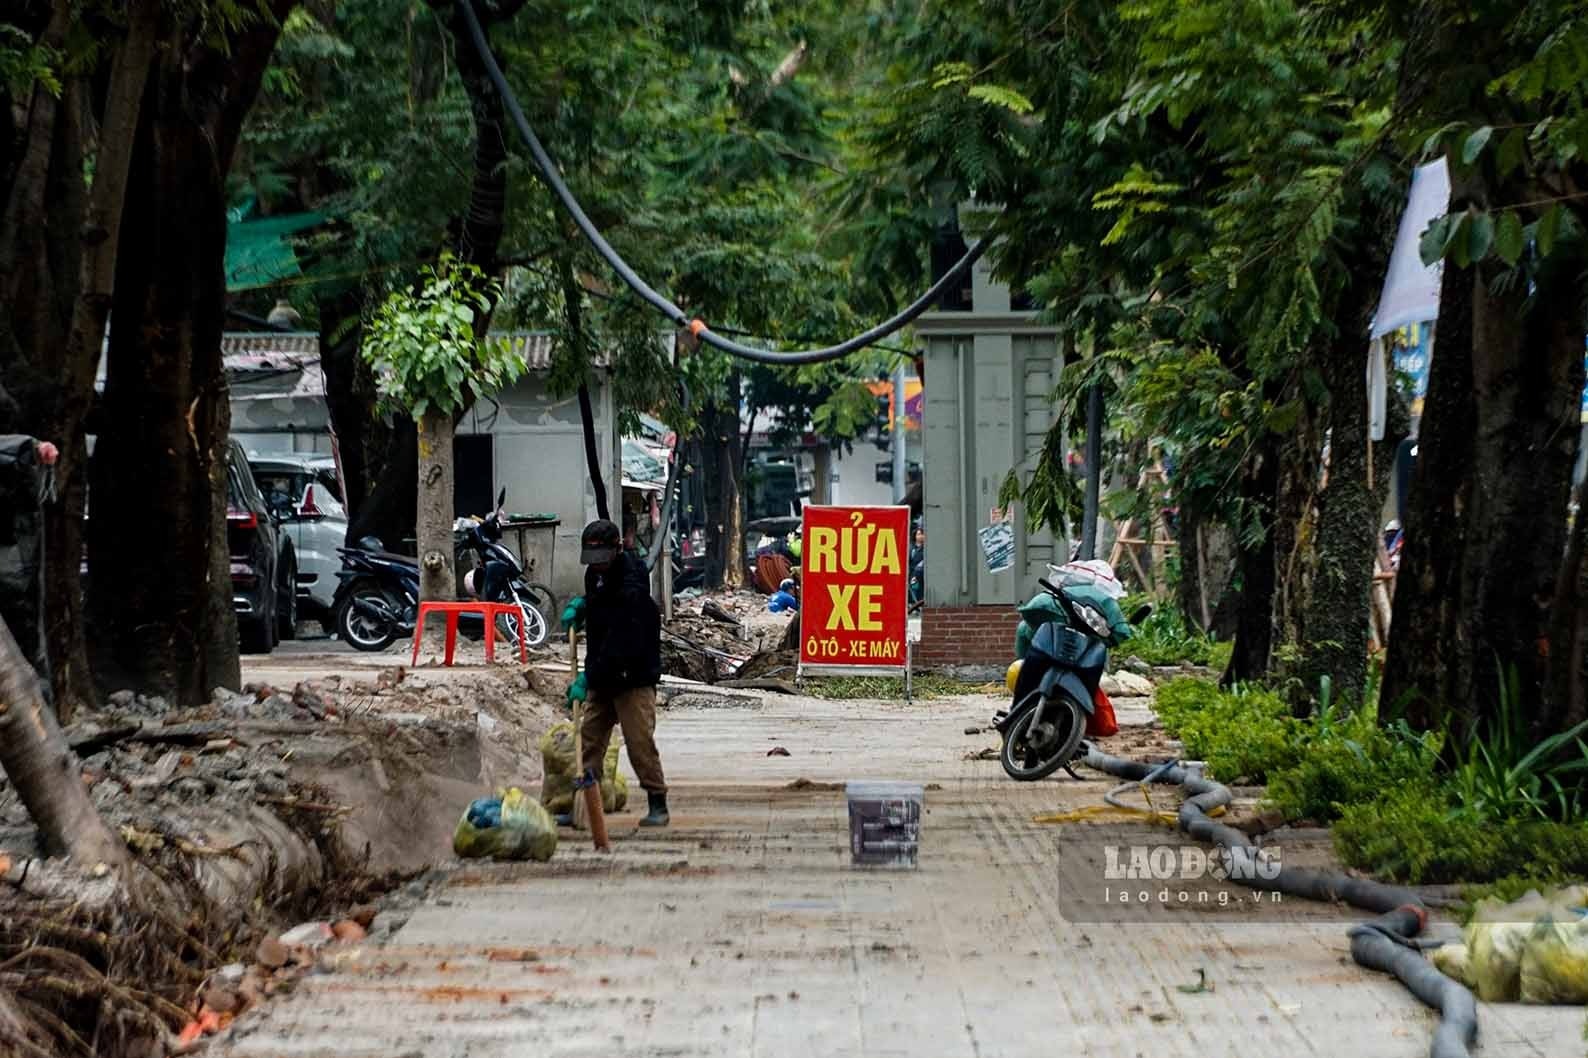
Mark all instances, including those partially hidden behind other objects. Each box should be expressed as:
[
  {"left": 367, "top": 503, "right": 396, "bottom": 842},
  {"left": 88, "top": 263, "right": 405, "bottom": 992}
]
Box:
[{"left": 916, "top": 605, "right": 1019, "bottom": 667}]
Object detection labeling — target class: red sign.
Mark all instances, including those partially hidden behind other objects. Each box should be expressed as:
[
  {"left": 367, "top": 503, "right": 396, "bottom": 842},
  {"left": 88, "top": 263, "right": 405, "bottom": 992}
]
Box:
[{"left": 799, "top": 505, "right": 909, "bottom": 668}]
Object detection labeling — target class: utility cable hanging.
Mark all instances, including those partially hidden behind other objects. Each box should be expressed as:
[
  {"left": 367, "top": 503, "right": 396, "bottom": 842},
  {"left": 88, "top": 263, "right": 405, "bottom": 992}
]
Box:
[{"left": 454, "top": 0, "right": 988, "bottom": 366}]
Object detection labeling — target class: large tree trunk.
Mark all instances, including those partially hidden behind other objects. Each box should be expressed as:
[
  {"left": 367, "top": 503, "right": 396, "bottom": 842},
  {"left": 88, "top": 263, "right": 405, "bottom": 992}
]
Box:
[
  {"left": 44, "top": 0, "right": 163, "bottom": 718},
  {"left": 1382, "top": 253, "right": 1475, "bottom": 730},
  {"left": 1297, "top": 272, "right": 1384, "bottom": 706},
  {"left": 0, "top": 613, "right": 128, "bottom": 870},
  {"left": 87, "top": 1, "right": 295, "bottom": 706},
  {"left": 1221, "top": 430, "right": 1280, "bottom": 686},
  {"left": 416, "top": 410, "right": 456, "bottom": 603},
  {"left": 1384, "top": 243, "right": 1584, "bottom": 735}
]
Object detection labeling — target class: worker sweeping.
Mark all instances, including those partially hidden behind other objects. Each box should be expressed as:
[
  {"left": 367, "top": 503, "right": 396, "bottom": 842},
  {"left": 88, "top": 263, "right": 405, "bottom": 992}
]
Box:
[{"left": 573, "top": 519, "right": 670, "bottom": 827}]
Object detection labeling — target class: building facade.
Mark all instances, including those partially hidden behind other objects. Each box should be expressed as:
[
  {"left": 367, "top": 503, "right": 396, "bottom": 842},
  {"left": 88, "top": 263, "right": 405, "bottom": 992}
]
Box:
[{"left": 916, "top": 253, "right": 1065, "bottom": 667}]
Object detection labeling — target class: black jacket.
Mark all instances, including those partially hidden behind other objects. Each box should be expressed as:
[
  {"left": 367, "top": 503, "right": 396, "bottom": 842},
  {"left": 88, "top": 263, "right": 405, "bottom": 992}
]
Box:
[{"left": 583, "top": 552, "right": 662, "bottom": 693}]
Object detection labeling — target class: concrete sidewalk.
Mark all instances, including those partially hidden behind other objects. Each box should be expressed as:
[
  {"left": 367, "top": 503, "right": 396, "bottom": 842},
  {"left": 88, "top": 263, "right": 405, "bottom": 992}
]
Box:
[{"left": 220, "top": 693, "right": 1580, "bottom": 1057}]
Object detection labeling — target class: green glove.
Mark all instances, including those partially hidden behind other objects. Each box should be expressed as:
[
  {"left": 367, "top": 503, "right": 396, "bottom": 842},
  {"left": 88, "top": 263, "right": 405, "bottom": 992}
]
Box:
[
  {"left": 560, "top": 595, "right": 586, "bottom": 631},
  {"left": 565, "top": 672, "right": 587, "bottom": 710}
]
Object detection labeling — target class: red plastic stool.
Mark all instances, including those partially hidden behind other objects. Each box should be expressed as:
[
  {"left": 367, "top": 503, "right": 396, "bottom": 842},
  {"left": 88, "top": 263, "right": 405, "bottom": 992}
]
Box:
[{"left": 411, "top": 601, "right": 529, "bottom": 667}]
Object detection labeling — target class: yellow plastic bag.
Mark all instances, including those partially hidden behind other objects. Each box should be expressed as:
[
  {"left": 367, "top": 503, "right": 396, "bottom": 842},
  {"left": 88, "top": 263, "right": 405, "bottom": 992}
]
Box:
[
  {"left": 538, "top": 721, "right": 628, "bottom": 814},
  {"left": 1467, "top": 892, "right": 1552, "bottom": 1002},
  {"left": 1521, "top": 910, "right": 1588, "bottom": 1004},
  {"left": 1430, "top": 942, "right": 1473, "bottom": 988},
  {"left": 452, "top": 787, "right": 558, "bottom": 862}
]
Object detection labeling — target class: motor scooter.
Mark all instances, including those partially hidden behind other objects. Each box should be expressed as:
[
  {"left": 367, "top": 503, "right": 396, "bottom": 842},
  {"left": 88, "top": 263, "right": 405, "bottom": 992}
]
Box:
[
  {"left": 331, "top": 489, "right": 552, "bottom": 652},
  {"left": 991, "top": 577, "right": 1150, "bottom": 781}
]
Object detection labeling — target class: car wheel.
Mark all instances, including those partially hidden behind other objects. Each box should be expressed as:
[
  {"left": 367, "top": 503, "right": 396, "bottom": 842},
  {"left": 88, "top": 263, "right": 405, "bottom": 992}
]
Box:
[
  {"left": 240, "top": 616, "right": 272, "bottom": 654},
  {"left": 277, "top": 557, "right": 298, "bottom": 641}
]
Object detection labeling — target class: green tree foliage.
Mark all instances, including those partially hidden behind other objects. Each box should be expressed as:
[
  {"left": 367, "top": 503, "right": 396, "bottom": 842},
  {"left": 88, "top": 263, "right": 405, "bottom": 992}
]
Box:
[{"left": 362, "top": 259, "right": 522, "bottom": 418}]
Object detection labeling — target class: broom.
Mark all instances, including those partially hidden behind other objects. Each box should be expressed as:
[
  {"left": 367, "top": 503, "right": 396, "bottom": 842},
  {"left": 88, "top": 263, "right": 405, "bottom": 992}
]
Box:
[{"left": 568, "top": 627, "right": 609, "bottom": 850}]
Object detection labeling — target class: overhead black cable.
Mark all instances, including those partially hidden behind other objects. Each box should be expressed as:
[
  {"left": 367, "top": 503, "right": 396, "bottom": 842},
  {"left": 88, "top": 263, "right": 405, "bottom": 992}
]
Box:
[{"left": 454, "top": 0, "right": 987, "bottom": 366}]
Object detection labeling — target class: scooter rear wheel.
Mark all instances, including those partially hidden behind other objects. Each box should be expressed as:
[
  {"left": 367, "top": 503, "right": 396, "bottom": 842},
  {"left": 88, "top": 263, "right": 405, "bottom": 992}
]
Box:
[{"left": 999, "top": 691, "right": 1086, "bottom": 781}]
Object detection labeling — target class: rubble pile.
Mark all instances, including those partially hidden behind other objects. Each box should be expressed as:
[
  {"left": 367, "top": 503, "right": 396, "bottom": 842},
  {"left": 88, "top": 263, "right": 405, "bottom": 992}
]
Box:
[
  {"left": 0, "top": 668, "right": 558, "bottom": 1057},
  {"left": 661, "top": 591, "right": 797, "bottom": 683}
]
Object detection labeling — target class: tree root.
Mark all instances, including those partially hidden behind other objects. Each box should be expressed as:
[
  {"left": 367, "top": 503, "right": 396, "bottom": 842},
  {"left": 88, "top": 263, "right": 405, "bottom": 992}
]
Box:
[{"left": 14, "top": 996, "right": 92, "bottom": 1057}]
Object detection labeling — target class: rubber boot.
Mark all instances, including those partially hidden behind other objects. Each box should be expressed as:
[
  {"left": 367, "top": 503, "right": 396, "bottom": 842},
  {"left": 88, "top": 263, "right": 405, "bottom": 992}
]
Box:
[{"left": 639, "top": 791, "right": 669, "bottom": 827}]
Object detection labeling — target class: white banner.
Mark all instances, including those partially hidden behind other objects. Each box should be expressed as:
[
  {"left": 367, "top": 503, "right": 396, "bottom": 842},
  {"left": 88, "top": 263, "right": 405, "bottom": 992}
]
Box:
[{"left": 1369, "top": 158, "right": 1450, "bottom": 439}]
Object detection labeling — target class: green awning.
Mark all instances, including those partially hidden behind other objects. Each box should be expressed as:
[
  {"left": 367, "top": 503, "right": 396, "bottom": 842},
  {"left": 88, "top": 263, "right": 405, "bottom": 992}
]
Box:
[{"left": 225, "top": 212, "right": 324, "bottom": 291}]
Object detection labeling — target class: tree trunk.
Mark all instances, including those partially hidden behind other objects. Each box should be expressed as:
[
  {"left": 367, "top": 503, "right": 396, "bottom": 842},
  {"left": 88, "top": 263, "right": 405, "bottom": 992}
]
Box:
[
  {"left": 316, "top": 285, "right": 374, "bottom": 526},
  {"left": 1382, "top": 253, "right": 1476, "bottom": 730},
  {"left": 1, "top": 5, "right": 77, "bottom": 708},
  {"left": 723, "top": 371, "right": 745, "bottom": 591},
  {"left": 87, "top": 0, "right": 295, "bottom": 707},
  {"left": 1297, "top": 304, "right": 1378, "bottom": 707},
  {"left": 811, "top": 444, "right": 833, "bottom": 505},
  {"left": 1222, "top": 430, "right": 1280, "bottom": 686},
  {"left": 345, "top": 419, "right": 417, "bottom": 549},
  {"left": 416, "top": 410, "right": 456, "bottom": 603},
  {"left": 699, "top": 398, "right": 726, "bottom": 588},
  {"left": 1175, "top": 498, "right": 1206, "bottom": 632},
  {"left": 45, "top": 0, "right": 162, "bottom": 718},
  {"left": 0, "top": 613, "right": 128, "bottom": 869},
  {"left": 1548, "top": 482, "right": 1588, "bottom": 733},
  {"left": 1383, "top": 244, "right": 1585, "bottom": 735}
]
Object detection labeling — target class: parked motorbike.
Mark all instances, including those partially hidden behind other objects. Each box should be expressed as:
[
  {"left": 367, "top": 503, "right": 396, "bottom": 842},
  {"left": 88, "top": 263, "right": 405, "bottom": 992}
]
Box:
[
  {"left": 991, "top": 577, "right": 1150, "bottom": 781},
  {"left": 458, "top": 488, "right": 553, "bottom": 650},
  {"left": 331, "top": 489, "right": 552, "bottom": 652}
]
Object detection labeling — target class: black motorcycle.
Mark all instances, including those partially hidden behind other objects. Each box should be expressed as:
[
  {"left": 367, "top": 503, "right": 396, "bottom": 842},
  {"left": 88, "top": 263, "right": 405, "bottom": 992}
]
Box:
[
  {"left": 991, "top": 577, "right": 1150, "bottom": 781},
  {"left": 331, "top": 489, "right": 553, "bottom": 652}
]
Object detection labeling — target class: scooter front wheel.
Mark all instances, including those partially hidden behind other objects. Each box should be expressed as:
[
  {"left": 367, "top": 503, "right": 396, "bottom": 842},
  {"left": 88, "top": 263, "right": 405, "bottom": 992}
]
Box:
[
  {"left": 335, "top": 583, "right": 398, "bottom": 652},
  {"left": 999, "top": 691, "right": 1086, "bottom": 781}
]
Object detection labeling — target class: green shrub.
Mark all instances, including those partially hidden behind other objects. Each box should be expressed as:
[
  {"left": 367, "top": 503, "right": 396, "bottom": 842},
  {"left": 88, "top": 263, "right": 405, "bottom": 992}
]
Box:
[
  {"left": 1447, "top": 667, "right": 1588, "bottom": 824},
  {"left": 1153, "top": 678, "right": 1302, "bottom": 783},
  {"left": 1334, "top": 783, "right": 1588, "bottom": 885},
  {"left": 1267, "top": 709, "right": 1440, "bottom": 822}
]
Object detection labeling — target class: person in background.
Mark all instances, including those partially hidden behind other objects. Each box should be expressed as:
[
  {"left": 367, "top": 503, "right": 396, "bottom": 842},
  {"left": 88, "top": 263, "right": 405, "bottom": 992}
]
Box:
[
  {"left": 909, "top": 524, "right": 926, "bottom": 607},
  {"left": 768, "top": 577, "right": 799, "bottom": 613},
  {"left": 576, "top": 518, "right": 669, "bottom": 827}
]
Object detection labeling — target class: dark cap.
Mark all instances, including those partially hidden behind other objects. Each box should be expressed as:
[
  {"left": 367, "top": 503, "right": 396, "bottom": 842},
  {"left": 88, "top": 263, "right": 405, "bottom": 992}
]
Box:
[{"left": 580, "top": 519, "right": 621, "bottom": 565}]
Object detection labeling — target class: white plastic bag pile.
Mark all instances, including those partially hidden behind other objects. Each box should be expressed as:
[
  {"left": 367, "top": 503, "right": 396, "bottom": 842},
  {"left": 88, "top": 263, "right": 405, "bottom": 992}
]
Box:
[
  {"left": 1047, "top": 559, "right": 1125, "bottom": 599},
  {"left": 1430, "top": 886, "right": 1588, "bottom": 1003}
]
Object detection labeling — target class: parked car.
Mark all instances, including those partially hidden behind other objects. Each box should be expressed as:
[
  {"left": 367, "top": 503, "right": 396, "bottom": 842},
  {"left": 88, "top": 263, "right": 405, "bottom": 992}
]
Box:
[
  {"left": 227, "top": 440, "right": 295, "bottom": 653},
  {"left": 249, "top": 453, "right": 349, "bottom": 632},
  {"left": 674, "top": 524, "right": 707, "bottom": 589}
]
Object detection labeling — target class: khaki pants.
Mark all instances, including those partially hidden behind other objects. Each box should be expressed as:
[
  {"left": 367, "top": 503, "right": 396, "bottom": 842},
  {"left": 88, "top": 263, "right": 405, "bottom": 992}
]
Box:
[{"left": 580, "top": 685, "right": 666, "bottom": 794}]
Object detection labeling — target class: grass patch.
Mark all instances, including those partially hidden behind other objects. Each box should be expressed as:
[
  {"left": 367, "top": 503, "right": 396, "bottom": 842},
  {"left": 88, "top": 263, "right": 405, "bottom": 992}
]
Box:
[{"left": 803, "top": 673, "right": 1000, "bottom": 700}]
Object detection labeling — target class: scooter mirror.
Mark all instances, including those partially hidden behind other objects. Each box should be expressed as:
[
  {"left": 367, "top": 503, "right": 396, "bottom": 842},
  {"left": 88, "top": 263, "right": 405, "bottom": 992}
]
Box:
[
  {"left": 496, "top": 487, "right": 507, "bottom": 510},
  {"left": 1129, "top": 604, "right": 1153, "bottom": 626}
]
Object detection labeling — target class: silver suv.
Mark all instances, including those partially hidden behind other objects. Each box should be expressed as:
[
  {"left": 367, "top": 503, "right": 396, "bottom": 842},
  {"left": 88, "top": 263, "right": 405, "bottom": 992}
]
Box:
[{"left": 248, "top": 453, "right": 350, "bottom": 632}]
